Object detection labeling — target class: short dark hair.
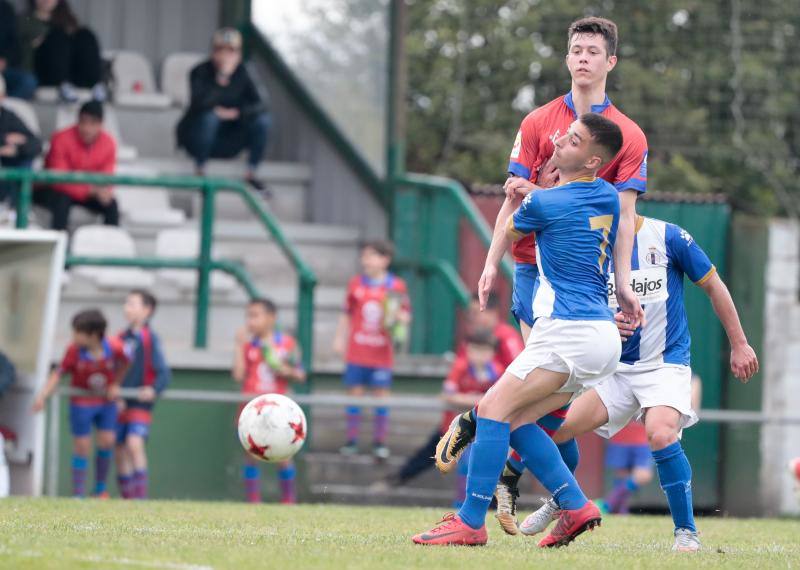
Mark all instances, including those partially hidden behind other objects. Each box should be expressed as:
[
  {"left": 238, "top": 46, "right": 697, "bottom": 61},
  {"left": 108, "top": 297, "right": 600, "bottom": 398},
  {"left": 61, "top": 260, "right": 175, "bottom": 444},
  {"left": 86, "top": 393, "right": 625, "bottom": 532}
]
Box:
[
  {"left": 465, "top": 328, "right": 498, "bottom": 350},
  {"left": 362, "top": 239, "right": 395, "bottom": 260},
  {"left": 78, "top": 100, "right": 104, "bottom": 121},
  {"left": 129, "top": 289, "right": 157, "bottom": 315},
  {"left": 579, "top": 112, "right": 623, "bottom": 164},
  {"left": 249, "top": 298, "right": 277, "bottom": 315},
  {"left": 568, "top": 16, "right": 618, "bottom": 57},
  {"left": 72, "top": 309, "right": 107, "bottom": 339},
  {"left": 471, "top": 292, "right": 499, "bottom": 312}
]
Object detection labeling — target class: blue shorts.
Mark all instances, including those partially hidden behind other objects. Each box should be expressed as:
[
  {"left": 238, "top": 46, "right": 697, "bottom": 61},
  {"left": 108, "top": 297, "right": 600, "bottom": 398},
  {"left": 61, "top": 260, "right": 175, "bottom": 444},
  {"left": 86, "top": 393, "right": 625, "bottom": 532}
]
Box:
[
  {"left": 511, "top": 262, "right": 538, "bottom": 328},
  {"left": 116, "top": 421, "right": 150, "bottom": 444},
  {"left": 69, "top": 402, "right": 118, "bottom": 437},
  {"left": 605, "top": 443, "right": 653, "bottom": 470},
  {"left": 343, "top": 364, "right": 393, "bottom": 389}
]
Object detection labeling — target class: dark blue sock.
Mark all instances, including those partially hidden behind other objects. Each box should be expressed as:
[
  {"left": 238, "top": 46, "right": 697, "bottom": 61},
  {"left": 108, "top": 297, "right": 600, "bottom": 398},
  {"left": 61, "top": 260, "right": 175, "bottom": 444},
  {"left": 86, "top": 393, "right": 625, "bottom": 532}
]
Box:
[
  {"left": 510, "top": 423, "right": 588, "bottom": 510},
  {"left": 457, "top": 417, "right": 510, "bottom": 529},
  {"left": 652, "top": 441, "right": 696, "bottom": 532},
  {"left": 556, "top": 438, "right": 580, "bottom": 473},
  {"left": 626, "top": 477, "right": 639, "bottom": 491}
]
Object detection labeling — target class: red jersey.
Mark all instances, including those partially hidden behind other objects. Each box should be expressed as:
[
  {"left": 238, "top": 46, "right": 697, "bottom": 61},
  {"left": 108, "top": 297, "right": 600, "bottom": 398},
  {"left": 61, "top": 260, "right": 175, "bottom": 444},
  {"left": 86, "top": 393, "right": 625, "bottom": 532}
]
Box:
[
  {"left": 344, "top": 273, "right": 409, "bottom": 368},
  {"left": 241, "top": 332, "right": 300, "bottom": 396},
  {"left": 456, "top": 322, "right": 523, "bottom": 369},
  {"left": 507, "top": 92, "right": 648, "bottom": 264},
  {"left": 59, "top": 338, "right": 128, "bottom": 406},
  {"left": 440, "top": 355, "right": 502, "bottom": 433},
  {"left": 610, "top": 419, "right": 648, "bottom": 446}
]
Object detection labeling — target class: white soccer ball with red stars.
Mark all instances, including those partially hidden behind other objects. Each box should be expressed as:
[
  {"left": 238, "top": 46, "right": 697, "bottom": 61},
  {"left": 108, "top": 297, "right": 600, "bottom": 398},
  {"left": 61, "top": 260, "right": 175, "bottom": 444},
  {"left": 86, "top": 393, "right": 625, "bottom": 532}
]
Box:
[{"left": 238, "top": 394, "right": 307, "bottom": 463}]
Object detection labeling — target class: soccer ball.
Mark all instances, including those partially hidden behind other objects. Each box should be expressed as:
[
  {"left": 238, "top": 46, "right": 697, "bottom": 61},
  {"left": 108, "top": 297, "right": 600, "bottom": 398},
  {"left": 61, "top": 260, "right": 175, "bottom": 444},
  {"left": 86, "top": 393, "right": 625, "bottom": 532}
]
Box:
[{"left": 238, "top": 394, "right": 307, "bottom": 462}]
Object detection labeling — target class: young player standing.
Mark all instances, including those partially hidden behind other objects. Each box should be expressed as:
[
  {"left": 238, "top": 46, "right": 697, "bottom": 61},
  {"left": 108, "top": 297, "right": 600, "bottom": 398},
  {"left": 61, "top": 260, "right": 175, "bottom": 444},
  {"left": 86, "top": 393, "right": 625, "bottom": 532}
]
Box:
[
  {"left": 513, "top": 215, "right": 758, "bottom": 552},
  {"left": 332, "top": 240, "right": 411, "bottom": 459},
  {"left": 414, "top": 113, "right": 637, "bottom": 547},
  {"left": 33, "top": 309, "right": 129, "bottom": 498},
  {"left": 115, "top": 290, "right": 171, "bottom": 500},
  {"left": 233, "top": 299, "right": 305, "bottom": 504}
]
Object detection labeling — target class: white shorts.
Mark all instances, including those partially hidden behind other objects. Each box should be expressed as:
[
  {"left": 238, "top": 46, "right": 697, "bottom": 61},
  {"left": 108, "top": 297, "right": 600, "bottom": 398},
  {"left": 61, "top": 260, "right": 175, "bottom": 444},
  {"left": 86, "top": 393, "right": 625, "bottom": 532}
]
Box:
[
  {"left": 506, "top": 317, "right": 621, "bottom": 394},
  {"left": 594, "top": 362, "right": 698, "bottom": 439}
]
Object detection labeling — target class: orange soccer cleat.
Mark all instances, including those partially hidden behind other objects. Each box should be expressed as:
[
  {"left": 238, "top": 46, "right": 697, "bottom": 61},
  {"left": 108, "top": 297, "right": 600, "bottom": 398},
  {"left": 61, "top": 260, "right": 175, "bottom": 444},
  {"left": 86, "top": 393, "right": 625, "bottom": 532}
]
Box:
[
  {"left": 412, "top": 513, "right": 488, "bottom": 546},
  {"left": 538, "top": 501, "right": 602, "bottom": 548}
]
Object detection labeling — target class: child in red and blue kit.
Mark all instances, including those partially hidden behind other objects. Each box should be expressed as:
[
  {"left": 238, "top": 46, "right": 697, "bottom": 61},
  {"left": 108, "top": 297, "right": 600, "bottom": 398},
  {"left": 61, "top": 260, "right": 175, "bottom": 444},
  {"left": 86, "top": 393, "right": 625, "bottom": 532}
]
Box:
[
  {"left": 115, "top": 289, "right": 171, "bottom": 500},
  {"left": 442, "top": 330, "right": 503, "bottom": 506},
  {"left": 600, "top": 419, "right": 654, "bottom": 514},
  {"left": 233, "top": 298, "right": 305, "bottom": 504},
  {"left": 333, "top": 240, "right": 411, "bottom": 460},
  {"left": 33, "top": 309, "right": 128, "bottom": 497}
]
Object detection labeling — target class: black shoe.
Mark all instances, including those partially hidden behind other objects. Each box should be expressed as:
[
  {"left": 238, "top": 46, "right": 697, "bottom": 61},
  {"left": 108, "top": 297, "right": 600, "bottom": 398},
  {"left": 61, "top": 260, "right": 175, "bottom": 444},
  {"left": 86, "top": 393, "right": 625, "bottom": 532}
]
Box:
[{"left": 246, "top": 176, "right": 271, "bottom": 198}]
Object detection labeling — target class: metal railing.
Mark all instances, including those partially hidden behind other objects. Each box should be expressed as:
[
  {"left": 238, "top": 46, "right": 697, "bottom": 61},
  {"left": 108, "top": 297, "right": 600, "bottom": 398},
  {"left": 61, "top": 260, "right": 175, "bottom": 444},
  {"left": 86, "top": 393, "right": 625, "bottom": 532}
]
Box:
[{"left": 0, "top": 169, "right": 317, "bottom": 374}]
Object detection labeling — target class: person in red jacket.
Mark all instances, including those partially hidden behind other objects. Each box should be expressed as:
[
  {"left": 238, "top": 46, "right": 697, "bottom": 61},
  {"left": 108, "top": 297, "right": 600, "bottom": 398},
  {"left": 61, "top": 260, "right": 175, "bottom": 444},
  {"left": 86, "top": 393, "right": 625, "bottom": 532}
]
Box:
[{"left": 34, "top": 100, "right": 117, "bottom": 230}]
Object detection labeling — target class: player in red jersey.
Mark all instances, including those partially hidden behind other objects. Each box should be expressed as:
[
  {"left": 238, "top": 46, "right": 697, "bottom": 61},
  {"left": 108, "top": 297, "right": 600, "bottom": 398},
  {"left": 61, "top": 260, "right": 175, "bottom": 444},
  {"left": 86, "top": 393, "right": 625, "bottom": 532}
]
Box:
[
  {"left": 456, "top": 293, "right": 524, "bottom": 369},
  {"left": 33, "top": 309, "right": 129, "bottom": 497},
  {"left": 233, "top": 298, "right": 305, "bottom": 504},
  {"left": 332, "top": 240, "right": 411, "bottom": 459}
]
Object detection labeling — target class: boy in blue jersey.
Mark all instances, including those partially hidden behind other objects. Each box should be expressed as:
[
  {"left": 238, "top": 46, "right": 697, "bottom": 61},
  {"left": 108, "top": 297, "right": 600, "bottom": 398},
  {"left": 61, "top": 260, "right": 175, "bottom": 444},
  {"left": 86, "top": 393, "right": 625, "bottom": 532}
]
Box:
[
  {"left": 115, "top": 290, "right": 171, "bottom": 499},
  {"left": 513, "top": 215, "right": 758, "bottom": 552},
  {"left": 413, "top": 113, "right": 641, "bottom": 548}
]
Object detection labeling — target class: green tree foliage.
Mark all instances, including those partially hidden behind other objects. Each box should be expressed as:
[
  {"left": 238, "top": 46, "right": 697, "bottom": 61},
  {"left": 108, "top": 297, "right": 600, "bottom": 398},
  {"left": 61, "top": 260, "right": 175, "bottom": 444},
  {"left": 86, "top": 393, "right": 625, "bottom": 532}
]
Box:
[{"left": 406, "top": 0, "right": 800, "bottom": 214}]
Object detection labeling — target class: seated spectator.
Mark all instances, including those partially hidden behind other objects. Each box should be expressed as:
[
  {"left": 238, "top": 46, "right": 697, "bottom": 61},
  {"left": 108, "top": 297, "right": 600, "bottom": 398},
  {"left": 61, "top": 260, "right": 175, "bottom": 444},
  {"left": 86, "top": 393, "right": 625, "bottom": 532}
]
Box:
[
  {"left": 176, "top": 28, "right": 271, "bottom": 193},
  {"left": 0, "top": 75, "right": 42, "bottom": 210},
  {"left": 17, "top": 0, "right": 106, "bottom": 102},
  {"left": 34, "top": 100, "right": 117, "bottom": 230},
  {"left": 0, "top": 0, "right": 37, "bottom": 99}
]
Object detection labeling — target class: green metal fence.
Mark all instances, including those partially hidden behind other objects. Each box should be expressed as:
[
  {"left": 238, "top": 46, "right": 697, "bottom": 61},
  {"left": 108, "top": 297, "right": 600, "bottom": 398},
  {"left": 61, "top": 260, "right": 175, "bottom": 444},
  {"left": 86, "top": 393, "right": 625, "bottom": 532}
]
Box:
[
  {"left": 392, "top": 173, "right": 514, "bottom": 353},
  {"left": 0, "top": 168, "right": 317, "bottom": 379}
]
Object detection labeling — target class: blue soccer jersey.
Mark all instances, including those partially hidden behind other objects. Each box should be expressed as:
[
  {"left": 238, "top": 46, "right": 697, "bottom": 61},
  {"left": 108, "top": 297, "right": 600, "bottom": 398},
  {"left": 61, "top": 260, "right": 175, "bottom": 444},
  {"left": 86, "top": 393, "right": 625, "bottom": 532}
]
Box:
[
  {"left": 510, "top": 177, "right": 620, "bottom": 322},
  {"left": 608, "top": 217, "right": 716, "bottom": 366}
]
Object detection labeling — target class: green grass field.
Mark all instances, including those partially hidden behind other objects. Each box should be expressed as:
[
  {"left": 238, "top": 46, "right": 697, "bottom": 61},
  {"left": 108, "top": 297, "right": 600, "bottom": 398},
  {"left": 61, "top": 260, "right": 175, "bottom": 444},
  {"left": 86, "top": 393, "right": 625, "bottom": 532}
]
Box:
[{"left": 1, "top": 498, "right": 798, "bottom": 569}]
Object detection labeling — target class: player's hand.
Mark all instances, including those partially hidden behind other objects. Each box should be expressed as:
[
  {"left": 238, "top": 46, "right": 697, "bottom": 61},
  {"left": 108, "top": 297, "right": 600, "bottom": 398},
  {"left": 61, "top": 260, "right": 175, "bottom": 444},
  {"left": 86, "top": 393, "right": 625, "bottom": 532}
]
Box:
[
  {"left": 138, "top": 385, "right": 156, "bottom": 402},
  {"left": 332, "top": 335, "right": 345, "bottom": 356},
  {"left": 106, "top": 384, "right": 120, "bottom": 401},
  {"left": 0, "top": 144, "right": 17, "bottom": 157},
  {"left": 537, "top": 159, "right": 560, "bottom": 188},
  {"left": 503, "top": 176, "right": 537, "bottom": 199},
  {"left": 96, "top": 186, "right": 114, "bottom": 206},
  {"left": 31, "top": 395, "right": 46, "bottom": 413},
  {"left": 615, "top": 285, "right": 646, "bottom": 329},
  {"left": 730, "top": 342, "right": 758, "bottom": 382},
  {"left": 478, "top": 264, "right": 497, "bottom": 311},
  {"left": 614, "top": 311, "right": 636, "bottom": 342},
  {"left": 6, "top": 132, "right": 26, "bottom": 146}
]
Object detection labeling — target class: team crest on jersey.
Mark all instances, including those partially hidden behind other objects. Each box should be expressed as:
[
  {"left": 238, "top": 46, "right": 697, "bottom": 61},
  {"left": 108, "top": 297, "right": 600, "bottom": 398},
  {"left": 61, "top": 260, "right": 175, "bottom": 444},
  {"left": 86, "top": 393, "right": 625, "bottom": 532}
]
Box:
[
  {"left": 510, "top": 130, "right": 522, "bottom": 159},
  {"left": 646, "top": 247, "right": 666, "bottom": 266}
]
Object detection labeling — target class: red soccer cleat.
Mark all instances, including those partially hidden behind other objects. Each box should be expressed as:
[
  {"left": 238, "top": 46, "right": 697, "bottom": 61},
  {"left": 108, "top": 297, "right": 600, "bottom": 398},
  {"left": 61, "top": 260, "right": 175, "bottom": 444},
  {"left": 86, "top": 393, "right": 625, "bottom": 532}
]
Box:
[
  {"left": 412, "top": 513, "right": 488, "bottom": 546},
  {"left": 538, "top": 501, "right": 602, "bottom": 548}
]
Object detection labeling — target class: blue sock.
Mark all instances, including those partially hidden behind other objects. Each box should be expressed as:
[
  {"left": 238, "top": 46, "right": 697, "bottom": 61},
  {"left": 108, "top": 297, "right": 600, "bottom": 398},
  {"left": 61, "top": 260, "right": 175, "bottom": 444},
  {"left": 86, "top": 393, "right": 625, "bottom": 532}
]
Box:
[
  {"left": 556, "top": 438, "right": 580, "bottom": 473},
  {"left": 626, "top": 477, "right": 639, "bottom": 492},
  {"left": 510, "top": 423, "right": 588, "bottom": 510},
  {"left": 457, "top": 417, "right": 510, "bottom": 529},
  {"left": 652, "top": 442, "right": 696, "bottom": 532},
  {"left": 278, "top": 464, "right": 296, "bottom": 481}
]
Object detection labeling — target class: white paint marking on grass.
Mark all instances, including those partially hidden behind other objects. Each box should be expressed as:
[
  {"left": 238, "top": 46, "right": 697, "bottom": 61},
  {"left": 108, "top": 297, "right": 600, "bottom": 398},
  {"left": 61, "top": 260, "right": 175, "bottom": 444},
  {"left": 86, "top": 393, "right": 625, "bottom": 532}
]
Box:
[
  {"left": 0, "top": 547, "right": 213, "bottom": 570},
  {"left": 80, "top": 554, "right": 213, "bottom": 570}
]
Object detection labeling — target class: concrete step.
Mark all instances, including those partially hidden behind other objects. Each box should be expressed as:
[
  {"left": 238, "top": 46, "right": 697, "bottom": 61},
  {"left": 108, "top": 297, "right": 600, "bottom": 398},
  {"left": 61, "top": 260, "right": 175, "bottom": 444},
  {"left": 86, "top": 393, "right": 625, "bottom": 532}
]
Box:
[{"left": 126, "top": 220, "right": 361, "bottom": 289}]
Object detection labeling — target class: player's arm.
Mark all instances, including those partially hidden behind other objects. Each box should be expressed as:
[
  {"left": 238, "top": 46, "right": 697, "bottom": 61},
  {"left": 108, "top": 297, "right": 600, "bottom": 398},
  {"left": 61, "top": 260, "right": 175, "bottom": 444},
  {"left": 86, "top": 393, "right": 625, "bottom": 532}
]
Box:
[
  {"left": 108, "top": 349, "right": 131, "bottom": 401},
  {"left": 283, "top": 342, "right": 306, "bottom": 384},
  {"left": 332, "top": 313, "right": 350, "bottom": 356},
  {"left": 32, "top": 368, "right": 62, "bottom": 413},
  {"left": 504, "top": 193, "right": 540, "bottom": 243},
  {"left": 232, "top": 341, "right": 246, "bottom": 383},
  {"left": 478, "top": 195, "right": 521, "bottom": 310},
  {"left": 612, "top": 190, "right": 644, "bottom": 327},
  {"left": 698, "top": 273, "right": 758, "bottom": 382}
]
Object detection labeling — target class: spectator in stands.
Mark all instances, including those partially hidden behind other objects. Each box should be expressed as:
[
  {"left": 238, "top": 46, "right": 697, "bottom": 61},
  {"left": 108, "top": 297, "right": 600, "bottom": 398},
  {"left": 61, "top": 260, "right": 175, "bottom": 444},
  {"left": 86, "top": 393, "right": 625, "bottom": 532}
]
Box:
[
  {"left": 0, "top": 74, "right": 42, "bottom": 211},
  {"left": 34, "top": 100, "right": 117, "bottom": 230},
  {"left": 0, "top": 0, "right": 37, "bottom": 99},
  {"left": 17, "top": 0, "right": 106, "bottom": 102},
  {"left": 176, "top": 28, "right": 271, "bottom": 193}
]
